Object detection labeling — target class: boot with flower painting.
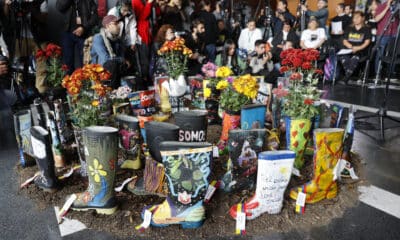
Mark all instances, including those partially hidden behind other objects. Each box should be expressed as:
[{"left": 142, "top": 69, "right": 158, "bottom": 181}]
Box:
[
  {"left": 141, "top": 142, "right": 213, "bottom": 228},
  {"left": 71, "top": 126, "right": 119, "bottom": 215}
]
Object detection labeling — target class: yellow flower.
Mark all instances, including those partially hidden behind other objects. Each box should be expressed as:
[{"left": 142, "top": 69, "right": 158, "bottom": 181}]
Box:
[
  {"left": 216, "top": 80, "right": 229, "bottom": 90},
  {"left": 216, "top": 66, "right": 233, "bottom": 78},
  {"left": 88, "top": 159, "right": 107, "bottom": 182},
  {"left": 204, "top": 88, "right": 211, "bottom": 98},
  {"left": 91, "top": 100, "right": 100, "bottom": 107}
]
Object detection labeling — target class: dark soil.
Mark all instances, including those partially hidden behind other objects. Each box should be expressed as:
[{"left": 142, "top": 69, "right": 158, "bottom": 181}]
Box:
[{"left": 16, "top": 124, "right": 366, "bottom": 239}]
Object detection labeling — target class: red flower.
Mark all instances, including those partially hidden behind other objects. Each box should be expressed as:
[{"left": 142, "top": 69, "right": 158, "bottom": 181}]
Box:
[
  {"left": 272, "top": 84, "right": 289, "bottom": 98},
  {"left": 61, "top": 64, "right": 69, "bottom": 71},
  {"left": 315, "top": 69, "right": 323, "bottom": 75},
  {"left": 281, "top": 59, "right": 291, "bottom": 66},
  {"left": 290, "top": 72, "right": 302, "bottom": 81},
  {"left": 302, "top": 62, "right": 313, "bottom": 70},
  {"left": 35, "top": 49, "right": 46, "bottom": 59},
  {"left": 279, "top": 66, "right": 289, "bottom": 73},
  {"left": 292, "top": 57, "right": 302, "bottom": 68},
  {"left": 304, "top": 98, "right": 314, "bottom": 105}
]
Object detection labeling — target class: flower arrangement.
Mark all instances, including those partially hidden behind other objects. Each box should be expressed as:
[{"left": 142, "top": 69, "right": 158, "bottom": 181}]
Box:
[
  {"left": 218, "top": 74, "right": 259, "bottom": 113},
  {"left": 273, "top": 48, "right": 323, "bottom": 119},
  {"left": 36, "top": 43, "right": 68, "bottom": 88},
  {"left": 110, "top": 86, "right": 132, "bottom": 104},
  {"left": 158, "top": 37, "right": 193, "bottom": 79},
  {"left": 62, "top": 64, "right": 112, "bottom": 128},
  {"left": 202, "top": 63, "right": 233, "bottom": 99}
]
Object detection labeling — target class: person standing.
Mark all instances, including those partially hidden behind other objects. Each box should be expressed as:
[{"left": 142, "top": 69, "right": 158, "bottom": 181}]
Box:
[
  {"left": 56, "top": 0, "right": 98, "bottom": 74},
  {"left": 272, "top": 0, "right": 295, "bottom": 36},
  {"left": 330, "top": 3, "right": 352, "bottom": 49},
  {"left": 374, "top": 0, "right": 399, "bottom": 75},
  {"left": 301, "top": 0, "right": 329, "bottom": 35}
]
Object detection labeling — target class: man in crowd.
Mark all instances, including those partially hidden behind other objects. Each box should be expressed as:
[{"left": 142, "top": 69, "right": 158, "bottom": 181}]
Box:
[
  {"left": 238, "top": 19, "right": 262, "bottom": 54},
  {"left": 247, "top": 40, "right": 277, "bottom": 84},
  {"left": 91, "top": 15, "right": 125, "bottom": 89},
  {"left": 185, "top": 19, "right": 207, "bottom": 76},
  {"left": 345, "top": 4, "right": 353, "bottom": 17},
  {"left": 301, "top": 0, "right": 329, "bottom": 35},
  {"left": 190, "top": 0, "right": 218, "bottom": 61},
  {"left": 272, "top": 0, "right": 295, "bottom": 36},
  {"left": 56, "top": 0, "right": 98, "bottom": 74},
  {"left": 330, "top": 3, "right": 352, "bottom": 49}
]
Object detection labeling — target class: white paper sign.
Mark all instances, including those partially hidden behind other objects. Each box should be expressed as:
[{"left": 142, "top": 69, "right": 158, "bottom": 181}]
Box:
[
  {"left": 236, "top": 212, "right": 246, "bottom": 232},
  {"left": 142, "top": 210, "right": 152, "bottom": 228},
  {"left": 296, "top": 191, "right": 306, "bottom": 207},
  {"left": 213, "top": 146, "right": 219, "bottom": 158}
]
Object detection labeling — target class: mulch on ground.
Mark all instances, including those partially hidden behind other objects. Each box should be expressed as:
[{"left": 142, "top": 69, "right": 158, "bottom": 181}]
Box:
[{"left": 16, "top": 124, "right": 366, "bottom": 239}]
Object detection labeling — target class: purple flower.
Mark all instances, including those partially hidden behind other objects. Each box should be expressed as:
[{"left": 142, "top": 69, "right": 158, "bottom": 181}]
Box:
[{"left": 227, "top": 76, "right": 234, "bottom": 83}]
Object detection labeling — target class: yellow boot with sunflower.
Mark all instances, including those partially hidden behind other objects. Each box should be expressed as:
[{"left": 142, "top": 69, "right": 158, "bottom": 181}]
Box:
[
  {"left": 289, "top": 128, "right": 344, "bottom": 203},
  {"left": 71, "top": 126, "right": 119, "bottom": 215}
]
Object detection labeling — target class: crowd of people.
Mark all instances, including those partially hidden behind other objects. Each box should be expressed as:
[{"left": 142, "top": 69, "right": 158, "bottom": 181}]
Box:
[{"left": 0, "top": 0, "right": 398, "bottom": 106}]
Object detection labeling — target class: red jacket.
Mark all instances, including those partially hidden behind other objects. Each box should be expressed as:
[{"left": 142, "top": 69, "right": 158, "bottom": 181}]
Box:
[{"left": 132, "top": 0, "right": 153, "bottom": 45}]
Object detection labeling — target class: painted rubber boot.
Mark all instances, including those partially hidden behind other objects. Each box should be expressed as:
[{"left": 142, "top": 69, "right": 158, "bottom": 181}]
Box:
[
  {"left": 73, "top": 127, "right": 87, "bottom": 177},
  {"left": 145, "top": 121, "right": 180, "bottom": 163},
  {"left": 138, "top": 115, "right": 154, "bottom": 144},
  {"left": 13, "top": 110, "right": 35, "bottom": 167},
  {"left": 127, "top": 153, "right": 167, "bottom": 196},
  {"left": 205, "top": 99, "right": 221, "bottom": 125},
  {"left": 241, "top": 104, "right": 266, "bottom": 130},
  {"left": 30, "top": 126, "right": 59, "bottom": 192},
  {"left": 230, "top": 151, "right": 295, "bottom": 220},
  {"left": 289, "top": 128, "right": 344, "bottom": 203},
  {"left": 48, "top": 112, "right": 65, "bottom": 169},
  {"left": 115, "top": 114, "right": 143, "bottom": 170},
  {"left": 221, "top": 129, "right": 266, "bottom": 193},
  {"left": 30, "top": 98, "right": 50, "bottom": 128},
  {"left": 54, "top": 99, "right": 72, "bottom": 144},
  {"left": 142, "top": 141, "right": 213, "bottom": 228},
  {"left": 128, "top": 122, "right": 180, "bottom": 195},
  {"left": 285, "top": 117, "right": 312, "bottom": 170},
  {"left": 341, "top": 109, "right": 355, "bottom": 178},
  {"left": 71, "top": 126, "right": 119, "bottom": 215},
  {"left": 174, "top": 110, "right": 208, "bottom": 142},
  {"left": 217, "top": 110, "right": 241, "bottom": 154}
]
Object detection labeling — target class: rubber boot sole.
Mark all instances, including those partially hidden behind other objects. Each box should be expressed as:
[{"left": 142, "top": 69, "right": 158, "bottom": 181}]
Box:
[{"left": 71, "top": 206, "right": 118, "bottom": 215}]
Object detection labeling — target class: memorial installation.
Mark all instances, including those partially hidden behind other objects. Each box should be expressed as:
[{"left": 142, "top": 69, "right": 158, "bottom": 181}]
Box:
[{"left": 15, "top": 46, "right": 362, "bottom": 238}]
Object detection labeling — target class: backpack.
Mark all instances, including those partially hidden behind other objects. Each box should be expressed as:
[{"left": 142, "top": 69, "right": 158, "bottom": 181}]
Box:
[{"left": 324, "top": 47, "right": 337, "bottom": 82}]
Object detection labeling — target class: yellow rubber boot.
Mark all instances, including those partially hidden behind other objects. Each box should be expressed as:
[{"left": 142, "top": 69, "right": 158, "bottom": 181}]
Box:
[{"left": 290, "top": 128, "right": 344, "bottom": 204}]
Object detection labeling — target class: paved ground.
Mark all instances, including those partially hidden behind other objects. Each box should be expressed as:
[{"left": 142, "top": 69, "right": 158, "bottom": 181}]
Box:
[{"left": 1, "top": 84, "right": 400, "bottom": 239}]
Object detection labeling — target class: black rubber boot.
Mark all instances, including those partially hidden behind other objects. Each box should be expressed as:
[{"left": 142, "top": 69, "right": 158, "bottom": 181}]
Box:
[
  {"left": 174, "top": 110, "right": 208, "bottom": 142},
  {"left": 30, "top": 126, "right": 59, "bottom": 193},
  {"left": 145, "top": 121, "right": 180, "bottom": 163}
]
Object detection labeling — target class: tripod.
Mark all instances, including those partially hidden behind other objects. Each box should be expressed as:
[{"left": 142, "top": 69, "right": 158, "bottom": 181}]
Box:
[{"left": 356, "top": 2, "right": 400, "bottom": 141}]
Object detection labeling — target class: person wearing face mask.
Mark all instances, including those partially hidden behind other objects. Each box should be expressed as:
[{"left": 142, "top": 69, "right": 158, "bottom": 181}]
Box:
[
  {"left": 238, "top": 19, "right": 263, "bottom": 54},
  {"left": 91, "top": 15, "right": 125, "bottom": 88}
]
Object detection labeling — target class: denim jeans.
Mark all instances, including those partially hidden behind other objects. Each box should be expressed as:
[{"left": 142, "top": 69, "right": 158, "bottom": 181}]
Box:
[
  {"left": 61, "top": 32, "right": 85, "bottom": 74},
  {"left": 374, "top": 35, "right": 395, "bottom": 75},
  {"left": 205, "top": 44, "right": 216, "bottom": 62}
]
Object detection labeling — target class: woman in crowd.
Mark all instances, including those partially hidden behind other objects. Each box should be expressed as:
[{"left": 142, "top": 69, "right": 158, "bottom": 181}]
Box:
[
  {"left": 150, "top": 24, "right": 175, "bottom": 77},
  {"left": 215, "top": 39, "right": 247, "bottom": 75}
]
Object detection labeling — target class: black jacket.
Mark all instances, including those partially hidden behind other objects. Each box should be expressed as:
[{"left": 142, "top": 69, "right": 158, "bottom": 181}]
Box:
[
  {"left": 191, "top": 10, "right": 217, "bottom": 45},
  {"left": 56, "top": 0, "right": 98, "bottom": 36}
]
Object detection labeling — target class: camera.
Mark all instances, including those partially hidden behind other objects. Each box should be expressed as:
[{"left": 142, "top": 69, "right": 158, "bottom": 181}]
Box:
[{"left": 174, "top": 31, "right": 187, "bottom": 38}]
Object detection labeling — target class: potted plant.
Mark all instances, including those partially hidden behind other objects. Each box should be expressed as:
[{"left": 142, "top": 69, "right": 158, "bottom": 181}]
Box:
[
  {"left": 157, "top": 37, "right": 192, "bottom": 97},
  {"left": 217, "top": 74, "right": 259, "bottom": 152},
  {"left": 62, "top": 64, "right": 112, "bottom": 176},
  {"left": 272, "top": 48, "right": 323, "bottom": 170},
  {"left": 36, "top": 43, "right": 68, "bottom": 99}
]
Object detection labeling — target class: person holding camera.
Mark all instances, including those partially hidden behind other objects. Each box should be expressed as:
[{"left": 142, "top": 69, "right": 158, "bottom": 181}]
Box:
[
  {"left": 272, "top": 0, "right": 295, "bottom": 36},
  {"left": 247, "top": 40, "right": 277, "bottom": 84},
  {"left": 185, "top": 18, "right": 207, "bottom": 76},
  {"left": 4, "top": 0, "right": 49, "bottom": 94},
  {"left": 301, "top": 0, "right": 329, "bottom": 35}
]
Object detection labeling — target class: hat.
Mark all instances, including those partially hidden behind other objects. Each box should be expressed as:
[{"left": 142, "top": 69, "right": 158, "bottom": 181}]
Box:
[{"left": 102, "top": 15, "right": 119, "bottom": 27}]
